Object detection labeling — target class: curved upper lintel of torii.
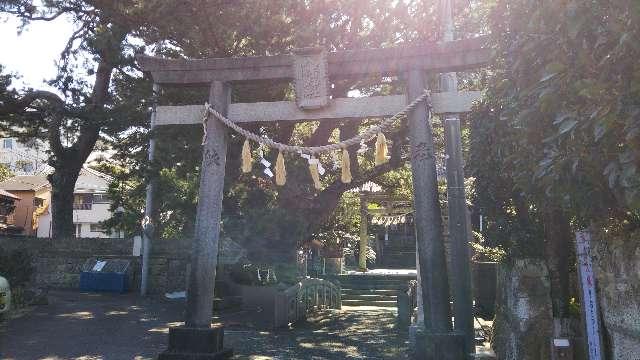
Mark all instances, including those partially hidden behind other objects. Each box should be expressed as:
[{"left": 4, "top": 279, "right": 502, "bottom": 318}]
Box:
[{"left": 135, "top": 37, "right": 489, "bottom": 85}]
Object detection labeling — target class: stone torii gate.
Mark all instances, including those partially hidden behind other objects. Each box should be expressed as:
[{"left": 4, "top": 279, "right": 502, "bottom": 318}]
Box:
[{"left": 138, "top": 36, "right": 488, "bottom": 359}]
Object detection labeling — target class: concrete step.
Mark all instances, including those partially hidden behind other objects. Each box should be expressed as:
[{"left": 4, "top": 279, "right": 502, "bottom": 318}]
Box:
[
  {"left": 341, "top": 289, "right": 398, "bottom": 296},
  {"left": 338, "top": 283, "right": 404, "bottom": 290},
  {"left": 327, "top": 273, "right": 415, "bottom": 278},
  {"left": 342, "top": 299, "right": 398, "bottom": 307},
  {"left": 382, "top": 250, "right": 415, "bottom": 254},
  {"left": 338, "top": 277, "right": 413, "bottom": 283},
  {"left": 336, "top": 279, "right": 414, "bottom": 285},
  {"left": 342, "top": 293, "right": 398, "bottom": 301}
]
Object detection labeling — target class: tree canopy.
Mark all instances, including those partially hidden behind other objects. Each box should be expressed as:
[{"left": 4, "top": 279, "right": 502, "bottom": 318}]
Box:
[{"left": 470, "top": 0, "right": 640, "bottom": 256}]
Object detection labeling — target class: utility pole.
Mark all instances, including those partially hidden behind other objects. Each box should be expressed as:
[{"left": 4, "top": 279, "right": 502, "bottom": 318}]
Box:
[{"left": 141, "top": 83, "right": 160, "bottom": 296}]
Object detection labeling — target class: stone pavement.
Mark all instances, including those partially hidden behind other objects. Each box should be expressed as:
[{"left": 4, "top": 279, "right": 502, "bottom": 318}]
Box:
[{"left": 0, "top": 290, "right": 409, "bottom": 360}]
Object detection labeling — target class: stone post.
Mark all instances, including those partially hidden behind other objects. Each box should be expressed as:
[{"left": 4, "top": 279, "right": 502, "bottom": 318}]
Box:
[
  {"left": 439, "top": 0, "right": 475, "bottom": 355},
  {"left": 359, "top": 197, "right": 368, "bottom": 272},
  {"left": 141, "top": 83, "right": 160, "bottom": 296},
  {"left": 444, "top": 116, "right": 475, "bottom": 357},
  {"left": 407, "top": 69, "right": 463, "bottom": 359},
  {"left": 185, "top": 81, "right": 230, "bottom": 327},
  {"left": 159, "top": 81, "right": 232, "bottom": 359}
]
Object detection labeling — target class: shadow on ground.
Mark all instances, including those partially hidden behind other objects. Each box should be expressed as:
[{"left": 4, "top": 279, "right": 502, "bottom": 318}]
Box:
[
  {"left": 1, "top": 291, "right": 408, "bottom": 360},
  {"left": 227, "top": 310, "right": 409, "bottom": 359},
  {"left": 1, "top": 290, "right": 184, "bottom": 360}
]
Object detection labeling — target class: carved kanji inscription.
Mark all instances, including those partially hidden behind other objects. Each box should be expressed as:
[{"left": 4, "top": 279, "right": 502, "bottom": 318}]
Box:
[{"left": 293, "top": 48, "right": 329, "bottom": 110}]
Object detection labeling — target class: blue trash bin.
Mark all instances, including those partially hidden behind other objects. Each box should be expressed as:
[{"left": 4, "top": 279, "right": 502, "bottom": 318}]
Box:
[{"left": 79, "top": 259, "right": 130, "bottom": 293}]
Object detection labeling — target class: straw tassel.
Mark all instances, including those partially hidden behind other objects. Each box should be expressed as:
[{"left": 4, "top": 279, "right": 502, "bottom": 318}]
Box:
[
  {"left": 309, "top": 163, "right": 321, "bottom": 190},
  {"left": 341, "top": 148, "right": 352, "bottom": 184},
  {"left": 375, "top": 132, "right": 388, "bottom": 165},
  {"left": 241, "top": 139, "right": 252, "bottom": 173},
  {"left": 275, "top": 151, "right": 286, "bottom": 186}
]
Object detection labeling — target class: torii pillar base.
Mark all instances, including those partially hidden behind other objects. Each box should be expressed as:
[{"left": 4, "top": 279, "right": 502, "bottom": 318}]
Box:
[
  {"left": 157, "top": 326, "right": 233, "bottom": 360},
  {"left": 411, "top": 328, "right": 466, "bottom": 360}
]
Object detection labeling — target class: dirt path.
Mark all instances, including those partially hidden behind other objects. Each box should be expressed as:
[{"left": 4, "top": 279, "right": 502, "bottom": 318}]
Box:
[{"left": 1, "top": 291, "right": 408, "bottom": 360}]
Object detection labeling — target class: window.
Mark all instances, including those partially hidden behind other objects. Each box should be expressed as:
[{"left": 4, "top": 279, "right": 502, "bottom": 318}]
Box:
[
  {"left": 33, "top": 197, "right": 44, "bottom": 207},
  {"left": 90, "top": 224, "right": 106, "bottom": 233},
  {"left": 3, "top": 139, "right": 12, "bottom": 149},
  {"left": 93, "top": 194, "right": 110, "bottom": 204},
  {"left": 73, "top": 194, "right": 92, "bottom": 210},
  {"left": 21, "top": 162, "right": 33, "bottom": 172}
]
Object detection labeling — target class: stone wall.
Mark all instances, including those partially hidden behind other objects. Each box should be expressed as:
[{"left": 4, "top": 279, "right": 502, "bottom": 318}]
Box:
[
  {"left": 0, "top": 236, "right": 192, "bottom": 294},
  {"left": 492, "top": 258, "right": 553, "bottom": 360},
  {"left": 592, "top": 230, "right": 640, "bottom": 359}
]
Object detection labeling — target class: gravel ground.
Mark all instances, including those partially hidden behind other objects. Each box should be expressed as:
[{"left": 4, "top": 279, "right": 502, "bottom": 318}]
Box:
[{"left": 0, "top": 290, "right": 408, "bottom": 360}]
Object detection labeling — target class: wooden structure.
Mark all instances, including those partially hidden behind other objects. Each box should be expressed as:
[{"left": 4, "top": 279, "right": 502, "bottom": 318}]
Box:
[{"left": 138, "top": 34, "right": 487, "bottom": 359}]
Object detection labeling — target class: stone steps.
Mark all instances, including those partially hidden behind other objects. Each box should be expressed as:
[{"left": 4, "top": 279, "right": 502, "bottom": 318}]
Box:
[
  {"left": 341, "top": 288, "right": 398, "bottom": 296},
  {"left": 342, "top": 299, "right": 398, "bottom": 307},
  {"left": 342, "top": 293, "right": 398, "bottom": 301},
  {"left": 326, "top": 273, "right": 416, "bottom": 309},
  {"left": 341, "top": 283, "right": 404, "bottom": 290}
]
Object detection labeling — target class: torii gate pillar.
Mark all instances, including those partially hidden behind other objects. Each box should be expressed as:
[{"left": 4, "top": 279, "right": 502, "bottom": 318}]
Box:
[
  {"left": 407, "top": 69, "right": 465, "bottom": 359},
  {"left": 158, "top": 81, "right": 233, "bottom": 359}
]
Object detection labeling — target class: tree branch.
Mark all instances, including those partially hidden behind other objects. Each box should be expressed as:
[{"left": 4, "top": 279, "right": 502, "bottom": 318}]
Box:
[
  {"left": 2, "top": 2, "right": 95, "bottom": 22},
  {"left": 0, "top": 90, "right": 66, "bottom": 156},
  {"left": 304, "top": 120, "right": 339, "bottom": 147}
]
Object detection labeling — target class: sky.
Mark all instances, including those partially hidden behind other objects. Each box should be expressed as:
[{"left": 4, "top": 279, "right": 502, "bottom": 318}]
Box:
[
  {"left": 0, "top": 15, "right": 114, "bottom": 162},
  {"left": 0, "top": 14, "right": 75, "bottom": 91}
]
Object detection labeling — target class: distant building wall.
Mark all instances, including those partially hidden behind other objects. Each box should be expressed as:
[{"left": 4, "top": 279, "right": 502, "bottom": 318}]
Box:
[
  {"left": 0, "top": 138, "right": 49, "bottom": 175},
  {"left": 11, "top": 190, "right": 35, "bottom": 233},
  {"left": 9, "top": 188, "right": 50, "bottom": 236}
]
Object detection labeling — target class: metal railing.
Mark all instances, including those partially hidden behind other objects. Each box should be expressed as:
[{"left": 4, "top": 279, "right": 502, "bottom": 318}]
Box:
[{"left": 273, "top": 277, "right": 341, "bottom": 328}]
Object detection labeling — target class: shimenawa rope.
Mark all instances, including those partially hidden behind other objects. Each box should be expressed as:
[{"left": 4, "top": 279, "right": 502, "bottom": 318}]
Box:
[{"left": 201, "top": 90, "right": 432, "bottom": 154}]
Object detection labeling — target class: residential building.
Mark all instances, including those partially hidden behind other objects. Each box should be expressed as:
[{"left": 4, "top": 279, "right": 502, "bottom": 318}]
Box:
[
  {"left": 0, "top": 176, "right": 51, "bottom": 236},
  {"left": 0, "top": 189, "right": 21, "bottom": 235},
  {"left": 38, "top": 168, "right": 122, "bottom": 238},
  {"left": 0, "top": 137, "right": 121, "bottom": 238},
  {"left": 0, "top": 138, "right": 50, "bottom": 175},
  {"left": 0, "top": 169, "right": 122, "bottom": 238},
  {"left": 0, "top": 137, "right": 112, "bottom": 176}
]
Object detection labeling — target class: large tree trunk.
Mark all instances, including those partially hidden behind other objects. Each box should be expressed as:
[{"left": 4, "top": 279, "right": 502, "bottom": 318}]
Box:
[
  {"left": 542, "top": 207, "right": 572, "bottom": 329},
  {"left": 47, "top": 31, "right": 120, "bottom": 238},
  {"left": 50, "top": 167, "right": 82, "bottom": 238}
]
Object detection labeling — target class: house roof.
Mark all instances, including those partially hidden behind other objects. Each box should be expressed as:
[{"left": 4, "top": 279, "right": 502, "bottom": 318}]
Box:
[
  {"left": 0, "top": 189, "right": 20, "bottom": 200},
  {"left": 0, "top": 175, "right": 50, "bottom": 192},
  {"left": 75, "top": 168, "right": 113, "bottom": 193},
  {"left": 0, "top": 167, "right": 113, "bottom": 194}
]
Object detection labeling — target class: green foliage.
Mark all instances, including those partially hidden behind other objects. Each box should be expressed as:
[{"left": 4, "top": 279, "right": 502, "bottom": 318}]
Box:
[
  {"left": 3, "top": 2, "right": 484, "bottom": 257},
  {"left": 470, "top": 232, "right": 506, "bottom": 262},
  {"left": 95, "top": 1, "right": 455, "bottom": 259},
  {"left": 0, "top": 163, "right": 13, "bottom": 182},
  {"left": 313, "top": 191, "right": 360, "bottom": 248},
  {"left": 469, "top": 0, "right": 640, "bottom": 256}
]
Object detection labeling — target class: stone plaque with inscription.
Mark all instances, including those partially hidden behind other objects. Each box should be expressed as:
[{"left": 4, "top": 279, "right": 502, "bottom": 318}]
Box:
[{"left": 293, "top": 47, "right": 329, "bottom": 110}]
